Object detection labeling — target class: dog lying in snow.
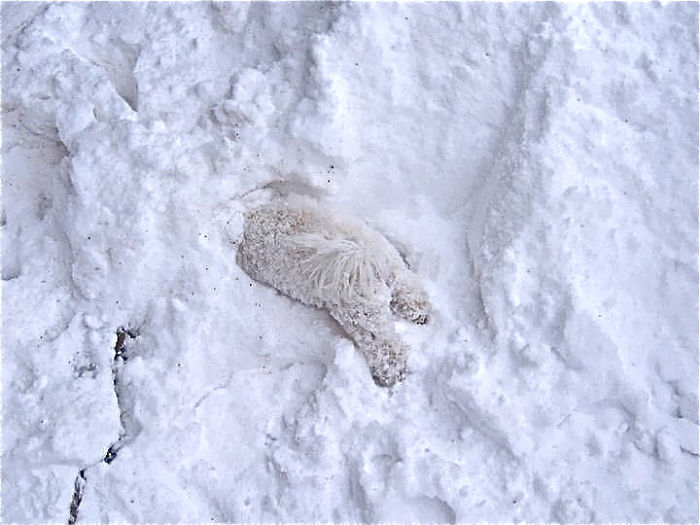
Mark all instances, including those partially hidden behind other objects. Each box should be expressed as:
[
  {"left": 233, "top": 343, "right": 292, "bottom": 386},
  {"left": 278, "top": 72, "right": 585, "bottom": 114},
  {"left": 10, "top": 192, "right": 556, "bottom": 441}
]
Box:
[{"left": 236, "top": 200, "right": 431, "bottom": 386}]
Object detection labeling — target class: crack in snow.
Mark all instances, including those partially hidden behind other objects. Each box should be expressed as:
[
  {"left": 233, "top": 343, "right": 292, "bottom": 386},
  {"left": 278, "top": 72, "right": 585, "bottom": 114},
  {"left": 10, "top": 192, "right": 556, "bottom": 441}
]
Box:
[
  {"left": 67, "top": 468, "right": 86, "bottom": 525},
  {"left": 103, "top": 327, "right": 140, "bottom": 464},
  {"left": 192, "top": 372, "right": 236, "bottom": 412},
  {"left": 65, "top": 327, "right": 140, "bottom": 524}
]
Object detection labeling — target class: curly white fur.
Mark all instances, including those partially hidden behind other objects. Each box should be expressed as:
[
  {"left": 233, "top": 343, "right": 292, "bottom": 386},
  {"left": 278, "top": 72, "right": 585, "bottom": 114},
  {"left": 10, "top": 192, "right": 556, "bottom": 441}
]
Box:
[{"left": 236, "top": 200, "right": 431, "bottom": 386}]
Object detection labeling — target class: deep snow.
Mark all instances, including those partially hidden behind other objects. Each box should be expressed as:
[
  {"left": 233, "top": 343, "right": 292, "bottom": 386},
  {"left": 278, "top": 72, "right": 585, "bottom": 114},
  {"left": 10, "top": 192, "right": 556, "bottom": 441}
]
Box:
[{"left": 1, "top": 1, "right": 698, "bottom": 523}]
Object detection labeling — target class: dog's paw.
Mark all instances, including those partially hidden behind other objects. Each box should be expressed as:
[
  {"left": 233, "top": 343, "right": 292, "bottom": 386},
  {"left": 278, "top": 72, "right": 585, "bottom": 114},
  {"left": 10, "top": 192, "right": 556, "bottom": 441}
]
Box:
[
  {"left": 365, "top": 337, "right": 409, "bottom": 387},
  {"left": 390, "top": 282, "right": 431, "bottom": 325}
]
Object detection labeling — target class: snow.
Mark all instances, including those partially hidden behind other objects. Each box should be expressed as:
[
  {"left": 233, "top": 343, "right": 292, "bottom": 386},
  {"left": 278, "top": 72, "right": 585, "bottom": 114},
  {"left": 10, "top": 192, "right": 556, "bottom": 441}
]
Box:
[{"left": 1, "top": 1, "right": 697, "bottom": 522}]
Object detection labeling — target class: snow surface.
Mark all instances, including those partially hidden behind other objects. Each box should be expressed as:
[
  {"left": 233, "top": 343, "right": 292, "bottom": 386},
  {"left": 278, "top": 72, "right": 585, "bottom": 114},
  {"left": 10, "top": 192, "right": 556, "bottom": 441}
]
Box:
[{"left": 1, "top": 1, "right": 698, "bottom": 522}]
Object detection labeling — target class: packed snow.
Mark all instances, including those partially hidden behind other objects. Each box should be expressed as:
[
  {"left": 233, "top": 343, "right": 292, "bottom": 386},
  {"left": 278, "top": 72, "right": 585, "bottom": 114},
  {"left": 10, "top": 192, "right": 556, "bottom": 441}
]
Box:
[{"left": 2, "top": 2, "right": 698, "bottom": 522}]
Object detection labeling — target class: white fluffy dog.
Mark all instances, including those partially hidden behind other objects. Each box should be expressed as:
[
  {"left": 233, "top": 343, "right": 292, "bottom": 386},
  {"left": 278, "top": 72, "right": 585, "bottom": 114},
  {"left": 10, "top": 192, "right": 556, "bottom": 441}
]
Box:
[{"left": 236, "top": 200, "right": 431, "bottom": 386}]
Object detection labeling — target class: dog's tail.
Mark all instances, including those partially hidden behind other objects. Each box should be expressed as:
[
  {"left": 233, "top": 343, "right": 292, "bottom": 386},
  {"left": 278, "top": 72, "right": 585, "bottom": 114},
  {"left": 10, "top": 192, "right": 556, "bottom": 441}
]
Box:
[{"left": 283, "top": 232, "right": 392, "bottom": 301}]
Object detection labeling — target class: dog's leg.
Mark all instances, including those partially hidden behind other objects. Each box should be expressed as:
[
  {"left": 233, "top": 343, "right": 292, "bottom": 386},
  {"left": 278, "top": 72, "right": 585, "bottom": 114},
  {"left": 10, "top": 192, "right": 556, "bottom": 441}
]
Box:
[{"left": 329, "top": 298, "right": 408, "bottom": 387}]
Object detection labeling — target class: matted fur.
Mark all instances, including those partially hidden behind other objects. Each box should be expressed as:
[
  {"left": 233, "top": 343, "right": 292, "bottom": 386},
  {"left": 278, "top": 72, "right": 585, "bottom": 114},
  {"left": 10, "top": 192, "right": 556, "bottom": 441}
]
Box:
[
  {"left": 283, "top": 232, "right": 393, "bottom": 302},
  {"left": 236, "top": 200, "right": 431, "bottom": 386}
]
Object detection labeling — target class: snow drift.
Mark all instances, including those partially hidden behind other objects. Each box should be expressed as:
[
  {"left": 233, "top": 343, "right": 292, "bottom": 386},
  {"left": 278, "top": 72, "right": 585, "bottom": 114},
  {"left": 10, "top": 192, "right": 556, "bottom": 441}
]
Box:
[{"left": 2, "top": 2, "right": 697, "bottom": 522}]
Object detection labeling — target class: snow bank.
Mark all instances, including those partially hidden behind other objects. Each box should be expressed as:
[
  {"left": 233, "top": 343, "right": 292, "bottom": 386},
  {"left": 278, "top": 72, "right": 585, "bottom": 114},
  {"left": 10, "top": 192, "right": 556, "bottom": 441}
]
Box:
[{"left": 2, "top": 2, "right": 697, "bottom": 522}]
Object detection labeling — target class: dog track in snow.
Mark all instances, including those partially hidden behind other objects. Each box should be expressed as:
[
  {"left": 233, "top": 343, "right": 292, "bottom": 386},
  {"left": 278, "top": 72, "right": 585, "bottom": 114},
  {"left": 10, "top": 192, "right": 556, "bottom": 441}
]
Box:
[{"left": 66, "top": 326, "right": 139, "bottom": 524}]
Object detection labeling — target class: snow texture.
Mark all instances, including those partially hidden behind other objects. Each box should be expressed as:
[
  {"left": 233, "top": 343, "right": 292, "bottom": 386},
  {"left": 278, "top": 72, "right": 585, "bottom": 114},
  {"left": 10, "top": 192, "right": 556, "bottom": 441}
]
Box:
[{"left": 2, "top": 2, "right": 698, "bottom": 523}]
